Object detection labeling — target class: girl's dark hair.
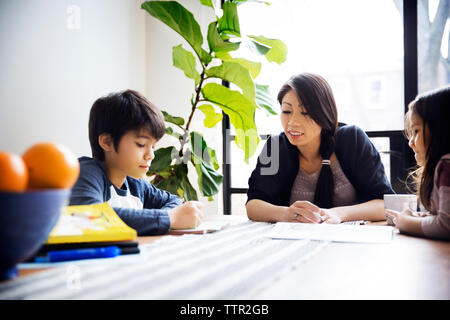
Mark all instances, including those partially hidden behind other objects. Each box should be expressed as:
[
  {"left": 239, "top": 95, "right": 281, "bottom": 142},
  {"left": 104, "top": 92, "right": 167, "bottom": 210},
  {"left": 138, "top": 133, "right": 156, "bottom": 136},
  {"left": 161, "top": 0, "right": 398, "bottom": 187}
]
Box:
[
  {"left": 404, "top": 85, "right": 450, "bottom": 210},
  {"left": 88, "top": 89, "right": 166, "bottom": 161},
  {"left": 278, "top": 73, "right": 338, "bottom": 208}
]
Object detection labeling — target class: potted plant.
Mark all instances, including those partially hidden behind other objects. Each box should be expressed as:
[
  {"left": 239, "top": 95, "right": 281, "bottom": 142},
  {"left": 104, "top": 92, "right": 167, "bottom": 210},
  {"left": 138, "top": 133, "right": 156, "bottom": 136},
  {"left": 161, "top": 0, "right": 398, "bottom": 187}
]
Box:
[{"left": 141, "top": 0, "right": 287, "bottom": 201}]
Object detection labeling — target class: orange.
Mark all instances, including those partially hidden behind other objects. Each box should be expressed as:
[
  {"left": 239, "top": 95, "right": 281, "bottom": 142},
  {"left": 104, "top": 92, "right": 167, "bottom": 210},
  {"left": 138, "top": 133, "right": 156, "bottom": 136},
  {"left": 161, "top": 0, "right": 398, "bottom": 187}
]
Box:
[
  {"left": 0, "top": 152, "right": 28, "bottom": 192},
  {"left": 22, "top": 142, "right": 80, "bottom": 189}
]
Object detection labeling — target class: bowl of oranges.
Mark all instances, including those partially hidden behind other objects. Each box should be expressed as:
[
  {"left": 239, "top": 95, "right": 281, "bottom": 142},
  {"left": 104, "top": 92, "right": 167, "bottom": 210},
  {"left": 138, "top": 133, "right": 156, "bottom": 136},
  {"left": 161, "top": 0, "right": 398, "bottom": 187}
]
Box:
[{"left": 0, "top": 142, "right": 79, "bottom": 281}]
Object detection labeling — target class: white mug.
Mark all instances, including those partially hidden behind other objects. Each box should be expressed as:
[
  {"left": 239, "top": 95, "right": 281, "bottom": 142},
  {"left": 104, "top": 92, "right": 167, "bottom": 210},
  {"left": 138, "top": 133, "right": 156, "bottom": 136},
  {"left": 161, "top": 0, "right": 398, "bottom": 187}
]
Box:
[{"left": 383, "top": 194, "right": 417, "bottom": 226}]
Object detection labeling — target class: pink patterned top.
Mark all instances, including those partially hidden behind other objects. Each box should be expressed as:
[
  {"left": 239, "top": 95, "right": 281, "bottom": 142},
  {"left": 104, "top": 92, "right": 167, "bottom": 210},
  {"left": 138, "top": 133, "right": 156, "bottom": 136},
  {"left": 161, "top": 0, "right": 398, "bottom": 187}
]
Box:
[{"left": 422, "top": 153, "right": 450, "bottom": 240}]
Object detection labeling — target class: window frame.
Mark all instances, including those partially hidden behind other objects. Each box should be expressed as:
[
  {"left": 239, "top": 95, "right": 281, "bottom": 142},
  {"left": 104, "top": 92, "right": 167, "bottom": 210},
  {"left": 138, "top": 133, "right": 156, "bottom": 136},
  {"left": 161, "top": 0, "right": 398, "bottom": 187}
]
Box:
[{"left": 221, "top": 0, "right": 417, "bottom": 214}]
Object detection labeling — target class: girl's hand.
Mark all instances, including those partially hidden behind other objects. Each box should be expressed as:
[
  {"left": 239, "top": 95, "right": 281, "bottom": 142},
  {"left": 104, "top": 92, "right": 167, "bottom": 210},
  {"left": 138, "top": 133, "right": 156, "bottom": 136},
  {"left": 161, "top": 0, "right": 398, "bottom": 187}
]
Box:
[
  {"left": 385, "top": 208, "right": 400, "bottom": 225},
  {"left": 385, "top": 207, "right": 425, "bottom": 236},
  {"left": 413, "top": 211, "right": 431, "bottom": 217},
  {"left": 385, "top": 208, "right": 417, "bottom": 227}
]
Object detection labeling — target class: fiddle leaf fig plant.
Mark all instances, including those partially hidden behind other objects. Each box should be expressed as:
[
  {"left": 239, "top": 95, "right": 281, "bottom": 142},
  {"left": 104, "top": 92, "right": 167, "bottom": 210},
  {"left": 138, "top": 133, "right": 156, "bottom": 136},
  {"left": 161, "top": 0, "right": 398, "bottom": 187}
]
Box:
[{"left": 141, "top": 0, "right": 287, "bottom": 201}]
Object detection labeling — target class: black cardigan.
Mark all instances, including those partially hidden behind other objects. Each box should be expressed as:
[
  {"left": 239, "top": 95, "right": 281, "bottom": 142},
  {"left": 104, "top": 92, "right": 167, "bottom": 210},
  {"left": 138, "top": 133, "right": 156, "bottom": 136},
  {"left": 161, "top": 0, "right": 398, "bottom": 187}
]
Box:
[{"left": 247, "top": 124, "right": 395, "bottom": 206}]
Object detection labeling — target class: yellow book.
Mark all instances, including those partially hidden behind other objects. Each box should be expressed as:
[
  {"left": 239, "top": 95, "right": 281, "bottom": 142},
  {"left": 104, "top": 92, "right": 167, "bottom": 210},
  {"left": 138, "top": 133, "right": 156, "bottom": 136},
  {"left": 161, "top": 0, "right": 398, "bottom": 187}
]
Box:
[{"left": 45, "top": 202, "right": 137, "bottom": 244}]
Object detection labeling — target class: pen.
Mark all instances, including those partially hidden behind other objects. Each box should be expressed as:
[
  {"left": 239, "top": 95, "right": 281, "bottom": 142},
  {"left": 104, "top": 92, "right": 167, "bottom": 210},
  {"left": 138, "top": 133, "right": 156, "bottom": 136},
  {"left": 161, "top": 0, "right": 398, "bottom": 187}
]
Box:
[{"left": 34, "top": 246, "right": 121, "bottom": 263}]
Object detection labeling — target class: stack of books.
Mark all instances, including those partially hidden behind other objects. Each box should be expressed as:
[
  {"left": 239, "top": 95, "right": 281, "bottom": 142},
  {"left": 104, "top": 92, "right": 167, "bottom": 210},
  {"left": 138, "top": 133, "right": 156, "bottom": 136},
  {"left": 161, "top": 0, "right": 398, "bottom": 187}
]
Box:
[{"left": 27, "top": 202, "right": 139, "bottom": 263}]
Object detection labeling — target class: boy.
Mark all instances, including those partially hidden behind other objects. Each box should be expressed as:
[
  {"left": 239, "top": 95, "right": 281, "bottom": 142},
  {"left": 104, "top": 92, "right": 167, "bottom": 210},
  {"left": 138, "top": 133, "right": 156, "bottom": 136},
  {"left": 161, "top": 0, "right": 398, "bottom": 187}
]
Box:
[{"left": 69, "top": 89, "right": 203, "bottom": 235}]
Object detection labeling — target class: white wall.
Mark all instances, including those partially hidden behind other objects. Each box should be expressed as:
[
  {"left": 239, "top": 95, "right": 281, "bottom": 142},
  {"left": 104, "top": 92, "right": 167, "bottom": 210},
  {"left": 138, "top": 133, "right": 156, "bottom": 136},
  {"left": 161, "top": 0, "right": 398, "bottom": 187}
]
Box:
[
  {"left": 0, "top": 0, "right": 223, "bottom": 215},
  {"left": 0, "top": 0, "right": 146, "bottom": 157}
]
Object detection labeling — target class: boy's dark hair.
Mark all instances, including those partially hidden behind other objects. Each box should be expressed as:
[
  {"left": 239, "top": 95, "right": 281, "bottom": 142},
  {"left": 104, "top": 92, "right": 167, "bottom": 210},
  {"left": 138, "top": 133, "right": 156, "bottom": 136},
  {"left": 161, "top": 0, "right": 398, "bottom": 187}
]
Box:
[
  {"left": 278, "top": 73, "right": 338, "bottom": 209},
  {"left": 88, "top": 89, "right": 166, "bottom": 161}
]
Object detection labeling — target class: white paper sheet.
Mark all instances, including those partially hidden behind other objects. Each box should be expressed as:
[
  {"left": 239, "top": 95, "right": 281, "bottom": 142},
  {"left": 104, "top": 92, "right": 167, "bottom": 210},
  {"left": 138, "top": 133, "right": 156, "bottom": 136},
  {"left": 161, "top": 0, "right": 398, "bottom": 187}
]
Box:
[
  {"left": 168, "top": 216, "right": 235, "bottom": 234},
  {"left": 268, "top": 222, "right": 394, "bottom": 243}
]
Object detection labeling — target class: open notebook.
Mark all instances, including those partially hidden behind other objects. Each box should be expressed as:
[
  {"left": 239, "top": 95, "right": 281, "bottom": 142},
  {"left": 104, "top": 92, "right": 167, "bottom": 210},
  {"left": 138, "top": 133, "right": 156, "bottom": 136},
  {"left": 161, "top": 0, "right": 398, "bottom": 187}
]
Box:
[{"left": 168, "top": 216, "right": 232, "bottom": 235}]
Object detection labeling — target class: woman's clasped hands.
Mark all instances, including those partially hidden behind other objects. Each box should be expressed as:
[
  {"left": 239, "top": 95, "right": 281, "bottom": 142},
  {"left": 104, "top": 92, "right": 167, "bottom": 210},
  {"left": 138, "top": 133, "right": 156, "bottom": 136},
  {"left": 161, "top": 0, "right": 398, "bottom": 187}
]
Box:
[{"left": 287, "top": 201, "right": 342, "bottom": 224}]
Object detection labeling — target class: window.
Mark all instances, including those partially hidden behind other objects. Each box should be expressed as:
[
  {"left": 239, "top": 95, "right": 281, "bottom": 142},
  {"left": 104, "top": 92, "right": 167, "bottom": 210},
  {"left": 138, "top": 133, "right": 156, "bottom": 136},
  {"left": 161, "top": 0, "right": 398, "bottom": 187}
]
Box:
[
  {"left": 238, "top": 0, "right": 405, "bottom": 132},
  {"left": 369, "top": 137, "right": 391, "bottom": 182},
  {"left": 365, "top": 76, "right": 388, "bottom": 110},
  {"left": 417, "top": 0, "right": 450, "bottom": 93},
  {"left": 222, "top": 0, "right": 440, "bottom": 214}
]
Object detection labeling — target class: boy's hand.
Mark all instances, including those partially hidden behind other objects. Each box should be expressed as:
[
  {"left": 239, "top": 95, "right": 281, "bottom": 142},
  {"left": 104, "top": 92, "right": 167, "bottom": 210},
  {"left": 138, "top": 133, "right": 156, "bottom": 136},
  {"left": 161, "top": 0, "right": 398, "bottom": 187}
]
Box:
[{"left": 168, "top": 201, "right": 204, "bottom": 229}]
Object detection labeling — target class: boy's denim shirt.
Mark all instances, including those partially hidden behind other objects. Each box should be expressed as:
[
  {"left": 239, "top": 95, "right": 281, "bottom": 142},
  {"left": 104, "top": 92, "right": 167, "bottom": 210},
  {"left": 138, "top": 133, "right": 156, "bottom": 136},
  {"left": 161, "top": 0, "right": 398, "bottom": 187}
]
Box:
[{"left": 69, "top": 157, "right": 182, "bottom": 235}]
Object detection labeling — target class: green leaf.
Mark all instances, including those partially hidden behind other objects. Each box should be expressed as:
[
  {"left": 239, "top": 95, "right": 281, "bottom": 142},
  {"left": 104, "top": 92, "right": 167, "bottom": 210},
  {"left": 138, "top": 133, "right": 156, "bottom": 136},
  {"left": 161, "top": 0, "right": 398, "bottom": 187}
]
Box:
[
  {"left": 141, "top": 1, "right": 212, "bottom": 64},
  {"left": 199, "top": 0, "right": 213, "bottom": 8},
  {"left": 148, "top": 146, "right": 176, "bottom": 172},
  {"left": 206, "top": 62, "right": 255, "bottom": 101},
  {"left": 248, "top": 35, "right": 287, "bottom": 64},
  {"left": 179, "top": 176, "right": 198, "bottom": 201},
  {"left": 202, "top": 83, "right": 260, "bottom": 161},
  {"left": 197, "top": 104, "right": 223, "bottom": 128},
  {"left": 207, "top": 22, "right": 240, "bottom": 53},
  {"left": 165, "top": 127, "right": 182, "bottom": 140},
  {"left": 215, "top": 52, "right": 261, "bottom": 78},
  {"left": 190, "top": 131, "right": 207, "bottom": 164},
  {"left": 218, "top": 2, "right": 240, "bottom": 38},
  {"left": 244, "top": 37, "right": 271, "bottom": 56},
  {"left": 151, "top": 163, "right": 198, "bottom": 200},
  {"left": 190, "top": 131, "right": 216, "bottom": 167},
  {"left": 206, "top": 147, "right": 219, "bottom": 170},
  {"left": 154, "top": 172, "right": 179, "bottom": 196},
  {"left": 148, "top": 165, "right": 172, "bottom": 179},
  {"left": 193, "top": 160, "right": 223, "bottom": 197},
  {"left": 255, "top": 83, "right": 278, "bottom": 115},
  {"left": 190, "top": 131, "right": 222, "bottom": 197},
  {"left": 172, "top": 45, "right": 200, "bottom": 85},
  {"left": 162, "top": 110, "right": 185, "bottom": 126},
  {"left": 174, "top": 164, "right": 198, "bottom": 201}
]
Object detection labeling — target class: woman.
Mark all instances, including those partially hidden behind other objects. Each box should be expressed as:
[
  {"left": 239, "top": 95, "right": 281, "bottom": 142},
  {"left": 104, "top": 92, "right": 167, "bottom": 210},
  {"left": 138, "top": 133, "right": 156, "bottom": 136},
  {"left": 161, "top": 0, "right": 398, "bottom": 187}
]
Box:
[{"left": 246, "top": 73, "right": 394, "bottom": 223}]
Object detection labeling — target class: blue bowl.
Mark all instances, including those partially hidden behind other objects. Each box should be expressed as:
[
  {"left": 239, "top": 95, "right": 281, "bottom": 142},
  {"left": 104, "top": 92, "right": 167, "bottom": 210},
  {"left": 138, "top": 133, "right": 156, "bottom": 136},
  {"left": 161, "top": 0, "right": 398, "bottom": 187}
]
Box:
[{"left": 0, "top": 189, "right": 70, "bottom": 281}]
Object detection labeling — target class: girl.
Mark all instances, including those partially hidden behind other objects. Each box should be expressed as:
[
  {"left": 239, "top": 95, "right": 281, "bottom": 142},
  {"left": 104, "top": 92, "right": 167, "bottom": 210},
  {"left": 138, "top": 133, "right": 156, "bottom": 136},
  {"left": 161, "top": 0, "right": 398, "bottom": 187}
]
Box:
[
  {"left": 386, "top": 85, "right": 450, "bottom": 240},
  {"left": 246, "top": 73, "right": 394, "bottom": 224}
]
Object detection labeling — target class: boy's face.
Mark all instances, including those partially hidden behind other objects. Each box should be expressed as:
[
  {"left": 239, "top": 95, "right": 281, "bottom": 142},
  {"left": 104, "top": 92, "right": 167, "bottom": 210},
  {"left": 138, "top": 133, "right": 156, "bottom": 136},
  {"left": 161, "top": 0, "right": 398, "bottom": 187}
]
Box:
[{"left": 108, "top": 128, "right": 157, "bottom": 180}]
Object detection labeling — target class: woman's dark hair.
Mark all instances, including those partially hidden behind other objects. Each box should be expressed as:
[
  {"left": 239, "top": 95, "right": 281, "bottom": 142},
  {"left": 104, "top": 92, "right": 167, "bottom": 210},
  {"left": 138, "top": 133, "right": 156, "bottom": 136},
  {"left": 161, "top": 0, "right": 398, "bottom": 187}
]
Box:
[
  {"left": 88, "top": 89, "right": 166, "bottom": 161},
  {"left": 278, "top": 73, "right": 338, "bottom": 208},
  {"left": 404, "top": 85, "right": 450, "bottom": 210}
]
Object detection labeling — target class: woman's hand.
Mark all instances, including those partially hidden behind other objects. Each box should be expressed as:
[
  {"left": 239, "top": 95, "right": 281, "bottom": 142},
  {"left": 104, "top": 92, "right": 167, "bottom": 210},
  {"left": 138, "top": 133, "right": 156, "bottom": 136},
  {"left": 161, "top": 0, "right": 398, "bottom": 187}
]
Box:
[
  {"left": 320, "top": 208, "right": 342, "bottom": 224},
  {"left": 287, "top": 201, "right": 324, "bottom": 223}
]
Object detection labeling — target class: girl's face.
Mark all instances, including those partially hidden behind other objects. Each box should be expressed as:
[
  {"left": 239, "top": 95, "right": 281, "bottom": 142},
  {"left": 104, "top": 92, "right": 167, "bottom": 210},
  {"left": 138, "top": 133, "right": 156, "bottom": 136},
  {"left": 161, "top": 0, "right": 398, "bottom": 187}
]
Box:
[
  {"left": 408, "top": 112, "right": 430, "bottom": 166},
  {"left": 280, "top": 89, "right": 322, "bottom": 150}
]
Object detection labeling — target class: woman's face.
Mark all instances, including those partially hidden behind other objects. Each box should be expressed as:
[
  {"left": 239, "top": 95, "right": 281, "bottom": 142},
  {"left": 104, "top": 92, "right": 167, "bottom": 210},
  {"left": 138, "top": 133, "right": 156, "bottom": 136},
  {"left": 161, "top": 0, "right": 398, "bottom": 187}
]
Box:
[
  {"left": 280, "top": 89, "right": 322, "bottom": 150},
  {"left": 408, "top": 112, "right": 430, "bottom": 166}
]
